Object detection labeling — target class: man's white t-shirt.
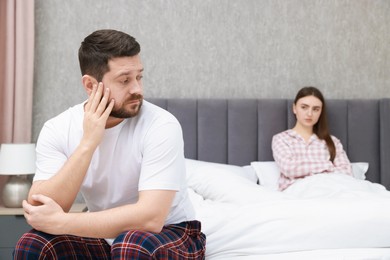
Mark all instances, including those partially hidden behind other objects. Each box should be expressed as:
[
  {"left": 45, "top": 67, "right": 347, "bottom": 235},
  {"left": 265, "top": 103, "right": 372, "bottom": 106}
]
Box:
[{"left": 34, "top": 100, "right": 195, "bottom": 229}]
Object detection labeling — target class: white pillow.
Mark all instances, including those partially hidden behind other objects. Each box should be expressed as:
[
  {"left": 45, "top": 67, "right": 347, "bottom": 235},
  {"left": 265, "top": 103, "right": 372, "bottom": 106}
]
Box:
[
  {"left": 250, "top": 161, "right": 369, "bottom": 191},
  {"left": 351, "top": 162, "right": 369, "bottom": 180},
  {"left": 250, "top": 161, "right": 280, "bottom": 191},
  {"left": 185, "top": 158, "right": 258, "bottom": 183},
  {"left": 185, "top": 159, "right": 266, "bottom": 204}
]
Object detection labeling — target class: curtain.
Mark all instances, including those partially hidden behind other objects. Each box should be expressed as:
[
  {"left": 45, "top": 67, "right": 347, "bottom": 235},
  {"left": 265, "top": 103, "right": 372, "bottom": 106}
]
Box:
[{"left": 0, "top": 0, "right": 35, "bottom": 204}]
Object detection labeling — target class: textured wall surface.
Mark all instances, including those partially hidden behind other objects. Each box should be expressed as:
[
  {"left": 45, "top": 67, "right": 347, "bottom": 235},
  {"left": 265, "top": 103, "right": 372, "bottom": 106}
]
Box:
[{"left": 33, "top": 0, "right": 390, "bottom": 141}]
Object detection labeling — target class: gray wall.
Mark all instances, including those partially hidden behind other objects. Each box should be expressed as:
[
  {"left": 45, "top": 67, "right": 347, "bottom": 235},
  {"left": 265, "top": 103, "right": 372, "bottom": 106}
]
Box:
[{"left": 33, "top": 0, "right": 390, "bottom": 141}]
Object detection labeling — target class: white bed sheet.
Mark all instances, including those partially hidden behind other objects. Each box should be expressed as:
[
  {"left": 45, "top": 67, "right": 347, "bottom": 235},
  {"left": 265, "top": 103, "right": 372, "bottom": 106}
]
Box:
[
  {"left": 186, "top": 163, "right": 390, "bottom": 259},
  {"left": 210, "top": 248, "right": 390, "bottom": 260}
]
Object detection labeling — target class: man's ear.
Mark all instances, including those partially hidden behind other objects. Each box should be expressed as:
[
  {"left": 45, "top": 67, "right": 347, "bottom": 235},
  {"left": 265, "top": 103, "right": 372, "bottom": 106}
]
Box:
[{"left": 82, "top": 75, "right": 98, "bottom": 95}]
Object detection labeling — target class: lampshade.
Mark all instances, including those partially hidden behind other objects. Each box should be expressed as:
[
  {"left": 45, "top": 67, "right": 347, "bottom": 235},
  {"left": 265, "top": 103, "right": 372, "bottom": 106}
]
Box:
[{"left": 0, "top": 143, "right": 36, "bottom": 175}]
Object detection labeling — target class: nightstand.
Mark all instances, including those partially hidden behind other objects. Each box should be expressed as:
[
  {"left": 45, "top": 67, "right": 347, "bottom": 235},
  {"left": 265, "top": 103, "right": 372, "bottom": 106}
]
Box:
[
  {"left": 0, "top": 204, "right": 86, "bottom": 260},
  {"left": 0, "top": 207, "right": 30, "bottom": 259}
]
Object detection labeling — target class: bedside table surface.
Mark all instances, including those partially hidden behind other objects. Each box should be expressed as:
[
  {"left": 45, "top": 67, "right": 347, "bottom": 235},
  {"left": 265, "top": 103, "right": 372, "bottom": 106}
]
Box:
[{"left": 0, "top": 203, "right": 86, "bottom": 215}]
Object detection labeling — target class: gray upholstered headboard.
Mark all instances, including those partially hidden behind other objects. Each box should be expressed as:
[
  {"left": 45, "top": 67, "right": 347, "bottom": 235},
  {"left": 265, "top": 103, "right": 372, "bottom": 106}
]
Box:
[{"left": 148, "top": 98, "right": 390, "bottom": 190}]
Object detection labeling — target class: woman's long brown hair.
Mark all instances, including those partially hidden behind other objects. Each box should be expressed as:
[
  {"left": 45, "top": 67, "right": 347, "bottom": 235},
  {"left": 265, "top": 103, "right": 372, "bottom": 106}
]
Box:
[{"left": 294, "top": 86, "right": 336, "bottom": 162}]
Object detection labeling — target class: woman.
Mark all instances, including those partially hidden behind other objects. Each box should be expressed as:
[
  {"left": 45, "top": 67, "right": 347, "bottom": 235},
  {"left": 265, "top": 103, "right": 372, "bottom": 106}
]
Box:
[{"left": 272, "top": 86, "right": 352, "bottom": 191}]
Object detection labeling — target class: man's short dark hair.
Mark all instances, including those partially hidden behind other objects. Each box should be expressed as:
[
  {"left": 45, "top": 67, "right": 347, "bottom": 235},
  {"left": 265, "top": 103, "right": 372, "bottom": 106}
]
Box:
[{"left": 78, "top": 29, "right": 141, "bottom": 81}]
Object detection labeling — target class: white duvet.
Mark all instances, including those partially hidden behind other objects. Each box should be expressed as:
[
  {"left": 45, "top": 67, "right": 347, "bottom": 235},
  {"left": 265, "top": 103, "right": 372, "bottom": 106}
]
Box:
[{"left": 186, "top": 163, "right": 390, "bottom": 259}]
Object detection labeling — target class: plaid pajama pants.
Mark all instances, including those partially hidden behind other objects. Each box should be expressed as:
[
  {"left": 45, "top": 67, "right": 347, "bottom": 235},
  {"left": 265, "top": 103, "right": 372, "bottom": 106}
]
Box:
[{"left": 13, "top": 220, "right": 206, "bottom": 260}]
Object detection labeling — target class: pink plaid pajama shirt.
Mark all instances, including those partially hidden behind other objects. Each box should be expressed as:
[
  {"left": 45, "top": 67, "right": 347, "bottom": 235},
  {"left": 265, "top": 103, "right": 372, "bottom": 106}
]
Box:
[{"left": 272, "top": 129, "right": 352, "bottom": 191}]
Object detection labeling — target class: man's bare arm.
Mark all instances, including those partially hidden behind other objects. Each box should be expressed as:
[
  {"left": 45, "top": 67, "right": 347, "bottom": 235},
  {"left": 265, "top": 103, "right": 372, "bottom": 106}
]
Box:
[
  {"left": 23, "top": 190, "right": 176, "bottom": 237},
  {"left": 28, "top": 84, "right": 114, "bottom": 211}
]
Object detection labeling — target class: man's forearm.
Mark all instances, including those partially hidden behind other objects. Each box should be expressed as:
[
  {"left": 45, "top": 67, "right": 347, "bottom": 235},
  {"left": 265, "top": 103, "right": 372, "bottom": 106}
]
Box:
[
  {"left": 32, "top": 193, "right": 172, "bottom": 238},
  {"left": 62, "top": 205, "right": 150, "bottom": 238},
  {"left": 28, "top": 143, "right": 95, "bottom": 211}
]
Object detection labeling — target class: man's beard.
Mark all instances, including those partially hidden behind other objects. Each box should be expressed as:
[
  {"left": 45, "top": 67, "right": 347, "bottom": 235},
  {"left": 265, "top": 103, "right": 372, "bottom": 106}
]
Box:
[{"left": 110, "top": 94, "right": 143, "bottom": 118}]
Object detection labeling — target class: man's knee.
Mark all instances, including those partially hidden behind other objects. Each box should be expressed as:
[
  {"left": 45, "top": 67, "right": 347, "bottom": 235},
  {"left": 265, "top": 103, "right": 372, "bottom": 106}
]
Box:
[
  {"left": 111, "top": 228, "right": 205, "bottom": 260},
  {"left": 13, "top": 230, "right": 91, "bottom": 259},
  {"left": 111, "top": 230, "right": 159, "bottom": 258},
  {"left": 14, "top": 230, "right": 50, "bottom": 259}
]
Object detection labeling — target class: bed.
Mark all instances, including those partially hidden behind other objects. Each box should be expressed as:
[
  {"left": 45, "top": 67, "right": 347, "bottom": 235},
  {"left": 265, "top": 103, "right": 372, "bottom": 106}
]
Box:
[{"left": 149, "top": 98, "right": 390, "bottom": 260}]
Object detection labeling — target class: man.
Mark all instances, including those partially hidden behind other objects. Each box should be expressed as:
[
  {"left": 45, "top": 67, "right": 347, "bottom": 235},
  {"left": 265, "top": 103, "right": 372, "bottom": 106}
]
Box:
[{"left": 14, "top": 29, "right": 206, "bottom": 259}]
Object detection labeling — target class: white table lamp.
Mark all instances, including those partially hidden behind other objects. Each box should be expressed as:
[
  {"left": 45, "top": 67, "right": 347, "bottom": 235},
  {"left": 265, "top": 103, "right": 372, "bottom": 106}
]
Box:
[{"left": 0, "top": 143, "right": 36, "bottom": 208}]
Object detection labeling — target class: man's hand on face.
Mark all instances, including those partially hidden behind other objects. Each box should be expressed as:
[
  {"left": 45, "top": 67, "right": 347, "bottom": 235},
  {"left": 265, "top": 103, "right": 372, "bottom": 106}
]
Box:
[{"left": 82, "top": 82, "right": 115, "bottom": 150}]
